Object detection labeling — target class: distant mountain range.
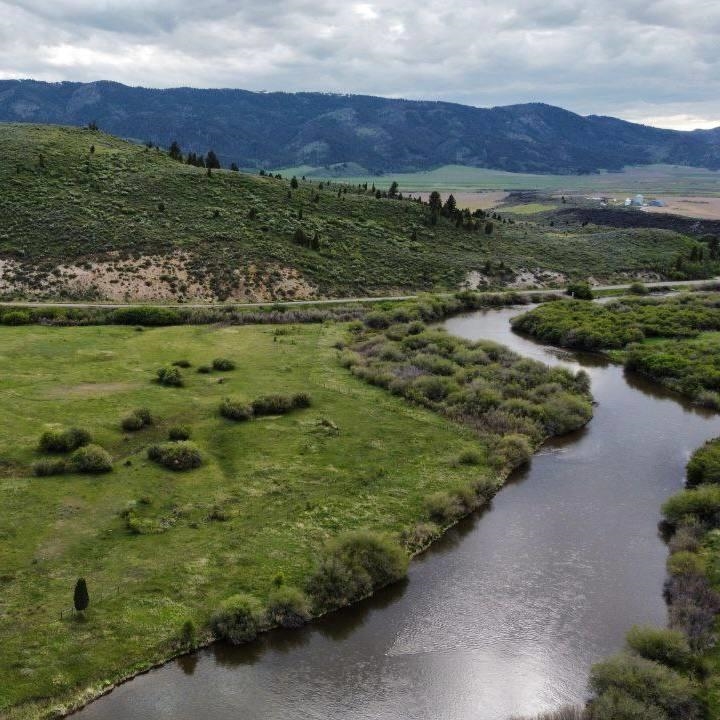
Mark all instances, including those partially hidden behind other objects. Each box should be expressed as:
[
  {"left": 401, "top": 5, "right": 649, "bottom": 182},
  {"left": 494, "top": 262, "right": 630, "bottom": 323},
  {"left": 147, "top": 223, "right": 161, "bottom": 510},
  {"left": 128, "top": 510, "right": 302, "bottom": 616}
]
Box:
[{"left": 2, "top": 79, "right": 720, "bottom": 174}]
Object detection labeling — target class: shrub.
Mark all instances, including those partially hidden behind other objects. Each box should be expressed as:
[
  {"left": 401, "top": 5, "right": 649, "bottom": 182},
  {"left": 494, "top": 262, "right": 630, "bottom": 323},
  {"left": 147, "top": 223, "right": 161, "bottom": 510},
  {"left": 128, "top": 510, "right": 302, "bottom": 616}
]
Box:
[
  {"left": 457, "top": 448, "right": 484, "bottom": 466},
  {"left": 110, "top": 306, "right": 182, "bottom": 326},
  {"left": 686, "top": 438, "right": 720, "bottom": 487},
  {"left": 156, "top": 366, "right": 184, "bottom": 387},
  {"left": 291, "top": 392, "right": 312, "bottom": 409},
  {"left": 168, "top": 425, "right": 191, "bottom": 441},
  {"left": 566, "top": 281, "right": 594, "bottom": 300},
  {"left": 588, "top": 653, "right": 703, "bottom": 720},
  {"left": 662, "top": 484, "right": 720, "bottom": 526},
  {"left": 33, "top": 458, "right": 67, "bottom": 477},
  {"left": 625, "top": 626, "right": 693, "bottom": 670},
  {"left": 401, "top": 522, "right": 440, "bottom": 552},
  {"left": 147, "top": 441, "right": 202, "bottom": 471},
  {"left": 251, "top": 394, "right": 294, "bottom": 416},
  {"left": 306, "top": 531, "right": 408, "bottom": 612},
  {"left": 210, "top": 593, "right": 264, "bottom": 644},
  {"left": 629, "top": 281, "right": 649, "bottom": 295},
  {"left": 180, "top": 619, "right": 196, "bottom": 647},
  {"left": 197, "top": 365, "right": 212, "bottom": 374},
  {"left": 266, "top": 586, "right": 311, "bottom": 628},
  {"left": 424, "top": 491, "right": 464, "bottom": 524},
  {"left": 212, "top": 358, "right": 236, "bottom": 371},
  {"left": 39, "top": 427, "right": 91, "bottom": 453},
  {"left": 494, "top": 434, "right": 533, "bottom": 469},
  {"left": 666, "top": 551, "right": 704, "bottom": 576},
  {"left": 1, "top": 310, "right": 31, "bottom": 325},
  {"left": 121, "top": 407, "right": 153, "bottom": 432},
  {"left": 172, "top": 360, "right": 192, "bottom": 368},
  {"left": 71, "top": 444, "right": 113, "bottom": 474},
  {"left": 220, "top": 398, "right": 253, "bottom": 421}
]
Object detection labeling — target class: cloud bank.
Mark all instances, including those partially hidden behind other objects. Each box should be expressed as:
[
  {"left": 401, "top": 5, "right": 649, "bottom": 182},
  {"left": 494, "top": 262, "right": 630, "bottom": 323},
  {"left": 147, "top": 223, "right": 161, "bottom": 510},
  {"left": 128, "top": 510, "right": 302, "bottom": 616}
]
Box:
[{"left": 1, "top": 0, "right": 718, "bottom": 129}]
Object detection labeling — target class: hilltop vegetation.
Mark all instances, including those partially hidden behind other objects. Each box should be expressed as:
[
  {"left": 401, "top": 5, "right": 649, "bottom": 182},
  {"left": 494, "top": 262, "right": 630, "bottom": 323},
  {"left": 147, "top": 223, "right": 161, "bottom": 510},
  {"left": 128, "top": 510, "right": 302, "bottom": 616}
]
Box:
[
  {"left": 2, "top": 80, "right": 720, "bottom": 173},
  {"left": 0, "top": 124, "right": 712, "bottom": 303}
]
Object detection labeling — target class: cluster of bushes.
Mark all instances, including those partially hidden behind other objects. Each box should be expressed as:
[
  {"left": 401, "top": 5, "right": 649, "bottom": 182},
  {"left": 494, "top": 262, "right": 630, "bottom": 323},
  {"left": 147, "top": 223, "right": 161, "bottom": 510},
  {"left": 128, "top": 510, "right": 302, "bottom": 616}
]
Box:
[
  {"left": 220, "top": 393, "right": 311, "bottom": 421},
  {"left": 344, "top": 304, "right": 592, "bottom": 477},
  {"left": 0, "top": 303, "right": 368, "bottom": 328},
  {"left": 34, "top": 429, "right": 112, "bottom": 476},
  {"left": 625, "top": 335, "right": 720, "bottom": 407},
  {"left": 207, "top": 545, "right": 378, "bottom": 645},
  {"left": 304, "top": 531, "right": 409, "bottom": 613},
  {"left": 147, "top": 441, "right": 203, "bottom": 471},
  {"left": 121, "top": 407, "right": 154, "bottom": 432},
  {"left": 513, "top": 293, "right": 720, "bottom": 352}
]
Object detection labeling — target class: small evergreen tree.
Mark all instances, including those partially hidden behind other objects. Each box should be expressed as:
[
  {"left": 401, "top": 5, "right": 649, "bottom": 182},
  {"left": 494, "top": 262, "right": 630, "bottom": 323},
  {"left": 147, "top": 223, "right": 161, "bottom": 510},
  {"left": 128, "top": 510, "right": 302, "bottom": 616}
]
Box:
[
  {"left": 90, "top": 145, "right": 95, "bottom": 155},
  {"left": 169, "top": 140, "right": 183, "bottom": 162},
  {"left": 206, "top": 150, "right": 221, "bottom": 169},
  {"left": 290, "top": 176, "right": 299, "bottom": 189},
  {"left": 388, "top": 181, "right": 399, "bottom": 199},
  {"left": 428, "top": 191, "right": 442, "bottom": 214},
  {"left": 230, "top": 162, "right": 239, "bottom": 172},
  {"left": 74, "top": 577, "right": 89, "bottom": 613}
]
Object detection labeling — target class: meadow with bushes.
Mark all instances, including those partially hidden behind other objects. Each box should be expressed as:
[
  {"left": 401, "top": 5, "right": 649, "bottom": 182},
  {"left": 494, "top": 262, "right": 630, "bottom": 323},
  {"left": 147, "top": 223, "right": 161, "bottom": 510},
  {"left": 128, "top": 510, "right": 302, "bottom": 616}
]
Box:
[
  {"left": 0, "top": 291, "right": 593, "bottom": 719},
  {"left": 512, "top": 292, "right": 720, "bottom": 407}
]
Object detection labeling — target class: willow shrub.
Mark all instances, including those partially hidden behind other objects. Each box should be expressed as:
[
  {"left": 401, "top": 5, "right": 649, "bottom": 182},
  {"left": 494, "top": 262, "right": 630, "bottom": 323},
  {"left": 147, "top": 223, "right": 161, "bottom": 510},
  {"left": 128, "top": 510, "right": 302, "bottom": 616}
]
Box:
[
  {"left": 686, "top": 438, "right": 720, "bottom": 487},
  {"left": 662, "top": 484, "right": 720, "bottom": 526},
  {"left": 147, "top": 441, "right": 202, "bottom": 471},
  {"left": 625, "top": 626, "right": 693, "bottom": 671},
  {"left": 306, "top": 531, "right": 408, "bottom": 613},
  {"left": 210, "top": 593, "right": 264, "bottom": 644},
  {"left": 71, "top": 444, "right": 113, "bottom": 474},
  {"left": 266, "top": 586, "right": 312, "bottom": 628}
]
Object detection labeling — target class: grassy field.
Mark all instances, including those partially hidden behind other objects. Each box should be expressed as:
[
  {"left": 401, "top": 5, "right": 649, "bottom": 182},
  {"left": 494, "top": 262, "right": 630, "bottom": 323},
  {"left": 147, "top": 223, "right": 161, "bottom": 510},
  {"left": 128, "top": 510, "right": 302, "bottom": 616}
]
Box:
[
  {"left": 0, "top": 124, "right": 713, "bottom": 303},
  {"left": 0, "top": 319, "right": 514, "bottom": 718},
  {"left": 273, "top": 163, "right": 720, "bottom": 196}
]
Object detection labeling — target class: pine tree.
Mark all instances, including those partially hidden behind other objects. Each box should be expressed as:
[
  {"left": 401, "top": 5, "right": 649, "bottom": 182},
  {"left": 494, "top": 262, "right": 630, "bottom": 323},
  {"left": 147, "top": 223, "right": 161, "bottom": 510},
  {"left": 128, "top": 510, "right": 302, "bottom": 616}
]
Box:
[
  {"left": 290, "top": 176, "right": 299, "bottom": 189},
  {"left": 388, "top": 181, "right": 399, "bottom": 199},
  {"left": 230, "top": 162, "right": 239, "bottom": 172},
  {"left": 169, "top": 140, "right": 183, "bottom": 162},
  {"left": 74, "top": 578, "right": 89, "bottom": 613},
  {"left": 443, "top": 194, "right": 457, "bottom": 217},
  {"left": 428, "top": 191, "right": 442, "bottom": 214},
  {"left": 206, "top": 150, "right": 221, "bottom": 169}
]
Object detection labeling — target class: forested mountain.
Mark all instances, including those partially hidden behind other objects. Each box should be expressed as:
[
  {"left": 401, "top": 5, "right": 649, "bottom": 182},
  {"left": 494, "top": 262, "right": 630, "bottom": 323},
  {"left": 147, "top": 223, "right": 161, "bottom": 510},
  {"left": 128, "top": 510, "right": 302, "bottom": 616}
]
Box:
[{"left": 1, "top": 79, "right": 720, "bottom": 173}]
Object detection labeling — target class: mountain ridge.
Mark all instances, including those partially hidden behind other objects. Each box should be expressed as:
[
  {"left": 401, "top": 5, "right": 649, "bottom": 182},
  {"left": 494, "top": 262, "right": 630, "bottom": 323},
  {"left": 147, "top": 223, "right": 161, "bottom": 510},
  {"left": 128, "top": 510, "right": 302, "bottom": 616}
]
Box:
[{"left": 1, "top": 79, "right": 719, "bottom": 174}]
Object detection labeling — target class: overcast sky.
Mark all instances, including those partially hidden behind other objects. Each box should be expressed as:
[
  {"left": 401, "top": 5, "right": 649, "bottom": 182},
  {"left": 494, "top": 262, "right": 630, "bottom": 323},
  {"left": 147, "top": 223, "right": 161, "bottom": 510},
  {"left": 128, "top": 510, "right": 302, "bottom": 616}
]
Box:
[{"left": 1, "top": 0, "right": 718, "bottom": 130}]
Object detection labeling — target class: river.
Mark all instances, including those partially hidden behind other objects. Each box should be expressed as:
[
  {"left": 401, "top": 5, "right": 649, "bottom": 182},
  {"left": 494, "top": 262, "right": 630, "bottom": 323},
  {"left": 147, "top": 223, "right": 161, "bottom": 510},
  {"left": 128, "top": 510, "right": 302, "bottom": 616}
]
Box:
[{"left": 74, "top": 305, "right": 720, "bottom": 720}]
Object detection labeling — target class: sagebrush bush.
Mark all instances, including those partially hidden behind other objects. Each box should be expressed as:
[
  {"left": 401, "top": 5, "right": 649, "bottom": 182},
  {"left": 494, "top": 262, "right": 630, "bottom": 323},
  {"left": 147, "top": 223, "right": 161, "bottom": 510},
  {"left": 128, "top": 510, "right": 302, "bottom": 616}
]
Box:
[
  {"left": 197, "top": 365, "right": 212, "bottom": 374},
  {"left": 220, "top": 398, "right": 253, "bottom": 421},
  {"left": 266, "top": 586, "right": 311, "bottom": 628},
  {"left": 251, "top": 393, "right": 310, "bottom": 416},
  {"left": 33, "top": 457, "right": 68, "bottom": 477},
  {"left": 156, "top": 366, "right": 184, "bottom": 387},
  {"left": 71, "top": 444, "right": 113, "bottom": 474},
  {"left": 39, "top": 427, "right": 92, "bottom": 453},
  {"left": 168, "top": 425, "right": 191, "bottom": 441},
  {"left": 121, "top": 408, "right": 153, "bottom": 432},
  {"left": 147, "top": 441, "right": 203, "bottom": 471},
  {"left": 306, "top": 531, "right": 408, "bottom": 612},
  {"left": 210, "top": 593, "right": 264, "bottom": 644},
  {"left": 212, "top": 358, "right": 236, "bottom": 371},
  {"left": 172, "top": 359, "right": 192, "bottom": 368}
]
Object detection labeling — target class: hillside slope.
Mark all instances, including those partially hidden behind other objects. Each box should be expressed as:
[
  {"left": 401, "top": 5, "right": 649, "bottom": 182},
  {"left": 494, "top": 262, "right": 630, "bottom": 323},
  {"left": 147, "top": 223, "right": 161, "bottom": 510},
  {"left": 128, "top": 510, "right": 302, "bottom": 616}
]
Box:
[
  {"left": 0, "top": 123, "right": 708, "bottom": 302},
  {"left": 1, "top": 80, "right": 720, "bottom": 173}
]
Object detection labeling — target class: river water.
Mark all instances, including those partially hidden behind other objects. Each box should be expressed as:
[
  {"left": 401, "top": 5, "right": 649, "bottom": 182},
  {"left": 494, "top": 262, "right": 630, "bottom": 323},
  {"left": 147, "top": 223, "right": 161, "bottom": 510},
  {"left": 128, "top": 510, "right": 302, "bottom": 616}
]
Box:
[{"left": 74, "top": 306, "right": 720, "bottom": 720}]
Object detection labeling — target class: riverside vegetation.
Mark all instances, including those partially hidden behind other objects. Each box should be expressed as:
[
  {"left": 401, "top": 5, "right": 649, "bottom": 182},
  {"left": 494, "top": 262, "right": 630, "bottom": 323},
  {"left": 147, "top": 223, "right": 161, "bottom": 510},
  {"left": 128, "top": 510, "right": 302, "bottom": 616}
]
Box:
[
  {"left": 0, "top": 123, "right": 714, "bottom": 302},
  {"left": 0, "top": 291, "right": 592, "bottom": 719},
  {"left": 512, "top": 291, "right": 720, "bottom": 408}
]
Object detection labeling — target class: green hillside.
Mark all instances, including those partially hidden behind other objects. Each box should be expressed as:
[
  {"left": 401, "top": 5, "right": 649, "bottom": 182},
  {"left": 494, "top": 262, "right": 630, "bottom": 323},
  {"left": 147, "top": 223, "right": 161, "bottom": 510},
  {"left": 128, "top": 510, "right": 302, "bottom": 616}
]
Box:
[{"left": 0, "top": 124, "right": 709, "bottom": 302}]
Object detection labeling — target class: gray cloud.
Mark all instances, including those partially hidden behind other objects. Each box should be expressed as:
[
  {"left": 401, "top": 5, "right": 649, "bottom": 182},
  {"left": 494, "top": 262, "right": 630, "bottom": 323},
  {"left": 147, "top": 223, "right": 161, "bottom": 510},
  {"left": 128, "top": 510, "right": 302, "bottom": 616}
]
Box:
[{"left": 1, "top": 0, "right": 718, "bottom": 129}]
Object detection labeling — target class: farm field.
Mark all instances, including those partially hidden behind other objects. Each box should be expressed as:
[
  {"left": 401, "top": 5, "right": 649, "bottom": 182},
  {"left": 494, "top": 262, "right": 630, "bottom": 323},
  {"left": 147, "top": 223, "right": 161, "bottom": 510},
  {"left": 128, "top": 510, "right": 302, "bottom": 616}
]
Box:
[
  {"left": 274, "top": 163, "right": 720, "bottom": 196},
  {"left": 0, "top": 319, "right": 500, "bottom": 718},
  {"left": 642, "top": 196, "right": 720, "bottom": 220}
]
